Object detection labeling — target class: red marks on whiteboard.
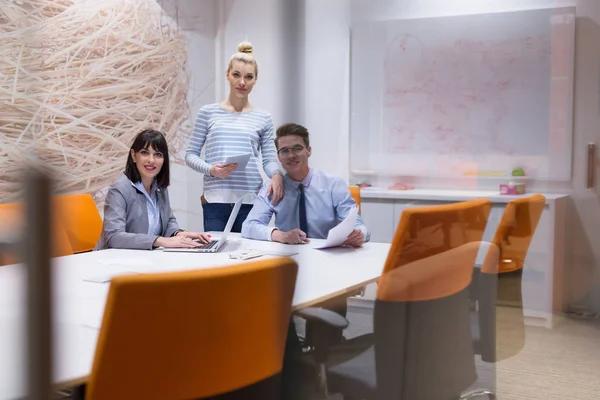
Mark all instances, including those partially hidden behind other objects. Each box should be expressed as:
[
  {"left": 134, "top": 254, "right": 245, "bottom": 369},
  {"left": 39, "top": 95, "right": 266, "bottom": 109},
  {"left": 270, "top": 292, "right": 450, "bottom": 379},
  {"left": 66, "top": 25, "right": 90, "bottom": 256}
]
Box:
[{"left": 382, "top": 31, "right": 552, "bottom": 156}]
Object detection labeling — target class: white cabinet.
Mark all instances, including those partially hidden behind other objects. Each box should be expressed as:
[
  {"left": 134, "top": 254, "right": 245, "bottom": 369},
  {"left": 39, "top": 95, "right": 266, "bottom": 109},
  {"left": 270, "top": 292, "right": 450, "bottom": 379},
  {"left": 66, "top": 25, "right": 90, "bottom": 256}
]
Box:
[
  {"left": 354, "top": 189, "right": 568, "bottom": 328},
  {"left": 360, "top": 200, "right": 395, "bottom": 243}
]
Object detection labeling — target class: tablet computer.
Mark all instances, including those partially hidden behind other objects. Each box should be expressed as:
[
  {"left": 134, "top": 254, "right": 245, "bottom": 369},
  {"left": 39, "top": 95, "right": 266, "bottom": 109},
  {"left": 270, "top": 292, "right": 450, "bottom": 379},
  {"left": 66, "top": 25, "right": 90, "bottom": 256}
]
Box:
[{"left": 223, "top": 153, "right": 252, "bottom": 171}]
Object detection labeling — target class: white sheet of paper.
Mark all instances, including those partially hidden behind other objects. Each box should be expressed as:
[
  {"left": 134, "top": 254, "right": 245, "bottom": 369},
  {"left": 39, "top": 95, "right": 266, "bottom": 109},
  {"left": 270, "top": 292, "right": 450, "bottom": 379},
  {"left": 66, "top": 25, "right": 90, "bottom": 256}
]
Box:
[
  {"left": 314, "top": 206, "right": 358, "bottom": 249},
  {"left": 223, "top": 153, "right": 252, "bottom": 171}
]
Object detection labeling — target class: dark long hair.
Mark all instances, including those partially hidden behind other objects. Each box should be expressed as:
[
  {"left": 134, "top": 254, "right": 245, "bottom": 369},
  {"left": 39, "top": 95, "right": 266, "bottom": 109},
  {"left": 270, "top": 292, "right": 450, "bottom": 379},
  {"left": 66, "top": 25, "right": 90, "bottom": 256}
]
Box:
[{"left": 124, "top": 129, "right": 170, "bottom": 189}]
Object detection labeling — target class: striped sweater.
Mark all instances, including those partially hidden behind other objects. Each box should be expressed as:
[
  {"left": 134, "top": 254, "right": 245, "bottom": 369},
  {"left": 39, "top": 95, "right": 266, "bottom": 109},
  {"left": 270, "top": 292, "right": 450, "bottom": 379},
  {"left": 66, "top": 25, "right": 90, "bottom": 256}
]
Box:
[{"left": 185, "top": 103, "right": 282, "bottom": 203}]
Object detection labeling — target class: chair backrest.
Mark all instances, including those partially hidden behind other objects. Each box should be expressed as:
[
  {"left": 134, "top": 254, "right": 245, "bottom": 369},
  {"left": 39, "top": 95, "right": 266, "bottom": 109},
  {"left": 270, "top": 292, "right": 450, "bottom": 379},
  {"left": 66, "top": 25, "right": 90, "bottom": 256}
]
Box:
[
  {"left": 382, "top": 198, "right": 492, "bottom": 276},
  {"left": 484, "top": 194, "right": 546, "bottom": 273},
  {"left": 53, "top": 194, "right": 103, "bottom": 253},
  {"left": 374, "top": 199, "right": 492, "bottom": 400},
  {"left": 86, "top": 257, "right": 298, "bottom": 400},
  {"left": 348, "top": 186, "right": 361, "bottom": 213},
  {"left": 0, "top": 202, "right": 73, "bottom": 266}
]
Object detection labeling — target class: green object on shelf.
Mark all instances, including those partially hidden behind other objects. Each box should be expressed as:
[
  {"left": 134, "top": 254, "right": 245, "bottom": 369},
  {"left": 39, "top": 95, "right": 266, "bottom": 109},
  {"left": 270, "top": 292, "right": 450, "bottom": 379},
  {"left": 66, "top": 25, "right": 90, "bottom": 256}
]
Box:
[{"left": 511, "top": 167, "right": 525, "bottom": 177}]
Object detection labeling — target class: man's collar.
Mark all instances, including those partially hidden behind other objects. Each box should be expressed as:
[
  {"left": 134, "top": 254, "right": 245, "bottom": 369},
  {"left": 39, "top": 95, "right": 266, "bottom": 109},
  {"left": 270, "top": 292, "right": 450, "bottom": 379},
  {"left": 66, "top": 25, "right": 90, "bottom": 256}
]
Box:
[{"left": 286, "top": 168, "right": 313, "bottom": 189}]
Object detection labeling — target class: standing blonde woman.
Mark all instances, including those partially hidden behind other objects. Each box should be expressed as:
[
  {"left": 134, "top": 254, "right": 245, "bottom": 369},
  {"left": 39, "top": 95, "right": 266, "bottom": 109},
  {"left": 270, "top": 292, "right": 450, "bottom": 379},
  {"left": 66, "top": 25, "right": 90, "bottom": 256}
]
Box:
[{"left": 186, "top": 42, "right": 284, "bottom": 232}]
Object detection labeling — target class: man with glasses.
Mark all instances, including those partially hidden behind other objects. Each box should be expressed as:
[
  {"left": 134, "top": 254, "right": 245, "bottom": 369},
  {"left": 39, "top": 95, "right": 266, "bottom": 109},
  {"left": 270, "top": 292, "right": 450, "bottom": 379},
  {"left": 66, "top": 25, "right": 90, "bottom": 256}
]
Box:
[
  {"left": 242, "top": 123, "right": 370, "bottom": 398},
  {"left": 241, "top": 122, "right": 370, "bottom": 246}
]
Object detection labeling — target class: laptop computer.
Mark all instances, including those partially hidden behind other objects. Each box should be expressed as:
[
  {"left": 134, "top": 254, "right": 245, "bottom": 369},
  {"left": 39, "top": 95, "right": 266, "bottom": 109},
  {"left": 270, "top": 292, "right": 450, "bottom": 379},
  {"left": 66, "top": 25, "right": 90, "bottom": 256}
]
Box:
[{"left": 163, "top": 197, "right": 243, "bottom": 253}]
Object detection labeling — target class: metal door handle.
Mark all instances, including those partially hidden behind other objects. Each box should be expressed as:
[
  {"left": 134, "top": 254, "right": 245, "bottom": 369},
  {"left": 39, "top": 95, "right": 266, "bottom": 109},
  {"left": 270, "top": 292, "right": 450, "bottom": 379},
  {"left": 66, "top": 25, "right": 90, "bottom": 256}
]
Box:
[{"left": 587, "top": 142, "right": 596, "bottom": 188}]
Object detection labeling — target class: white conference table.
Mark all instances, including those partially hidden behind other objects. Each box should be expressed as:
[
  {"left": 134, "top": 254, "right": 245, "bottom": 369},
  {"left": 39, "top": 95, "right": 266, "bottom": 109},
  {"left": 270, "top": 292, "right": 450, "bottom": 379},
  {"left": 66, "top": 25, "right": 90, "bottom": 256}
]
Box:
[{"left": 0, "top": 234, "right": 390, "bottom": 400}]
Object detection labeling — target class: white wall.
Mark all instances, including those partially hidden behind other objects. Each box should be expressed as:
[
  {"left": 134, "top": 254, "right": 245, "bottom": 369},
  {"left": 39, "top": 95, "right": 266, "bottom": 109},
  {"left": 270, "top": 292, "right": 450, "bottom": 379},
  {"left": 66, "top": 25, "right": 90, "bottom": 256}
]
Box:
[
  {"left": 219, "top": 0, "right": 293, "bottom": 126},
  {"left": 567, "top": 0, "right": 600, "bottom": 310},
  {"left": 162, "top": 0, "right": 218, "bottom": 231},
  {"left": 302, "top": 0, "right": 351, "bottom": 180},
  {"left": 351, "top": 0, "right": 577, "bottom": 20}
]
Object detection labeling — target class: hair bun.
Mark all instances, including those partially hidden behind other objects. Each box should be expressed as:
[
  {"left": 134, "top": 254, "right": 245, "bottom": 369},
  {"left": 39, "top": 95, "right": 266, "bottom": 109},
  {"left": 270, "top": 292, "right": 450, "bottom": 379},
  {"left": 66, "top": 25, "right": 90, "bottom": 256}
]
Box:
[{"left": 237, "top": 41, "right": 253, "bottom": 55}]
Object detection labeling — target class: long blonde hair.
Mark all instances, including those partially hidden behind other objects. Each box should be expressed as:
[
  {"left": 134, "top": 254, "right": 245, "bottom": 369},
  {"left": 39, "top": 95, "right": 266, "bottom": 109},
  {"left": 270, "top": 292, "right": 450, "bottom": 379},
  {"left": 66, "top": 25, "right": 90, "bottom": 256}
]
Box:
[{"left": 227, "top": 41, "right": 258, "bottom": 77}]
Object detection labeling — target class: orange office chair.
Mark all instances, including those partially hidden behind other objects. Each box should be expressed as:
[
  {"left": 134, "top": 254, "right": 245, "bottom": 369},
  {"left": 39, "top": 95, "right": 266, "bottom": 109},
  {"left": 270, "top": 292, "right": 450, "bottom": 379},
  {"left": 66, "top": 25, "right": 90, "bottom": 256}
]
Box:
[
  {"left": 348, "top": 186, "right": 361, "bottom": 213},
  {"left": 471, "top": 194, "right": 546, "bottom": 366},
  {"left": 487, "top": 194, "right": 546, "bottom": 275},
  {"left": 0, "top": 202, "right": 21, "bottom": 266},
  {"left": 54, "top": 194, "right": 103, "bottom": 253},
  {"left": 381, "top": 199, "right": 491, "bottom": 276},
  {"left": 303, "top": 199, "right": 494, "bottom": 399},
  {"left": 0, "top": 202, "right": 73, "bottom": 266},
  {"left": 86, "top": 257, "right": 298, "bottom": 400}
]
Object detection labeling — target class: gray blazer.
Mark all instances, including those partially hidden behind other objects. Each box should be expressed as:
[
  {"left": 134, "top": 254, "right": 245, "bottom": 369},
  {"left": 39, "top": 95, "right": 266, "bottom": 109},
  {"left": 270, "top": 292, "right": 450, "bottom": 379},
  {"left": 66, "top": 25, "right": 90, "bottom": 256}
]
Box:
[{"left": 94, "top": 174, "right": 181, "bottom": 250}]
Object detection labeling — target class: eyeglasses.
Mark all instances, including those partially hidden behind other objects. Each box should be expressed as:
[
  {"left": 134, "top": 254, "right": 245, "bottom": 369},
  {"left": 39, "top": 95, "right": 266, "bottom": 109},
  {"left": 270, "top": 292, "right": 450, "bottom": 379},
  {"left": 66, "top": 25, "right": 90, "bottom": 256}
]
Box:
[{"left": 277, "top": 145, "right": 305, "bottom": 158}]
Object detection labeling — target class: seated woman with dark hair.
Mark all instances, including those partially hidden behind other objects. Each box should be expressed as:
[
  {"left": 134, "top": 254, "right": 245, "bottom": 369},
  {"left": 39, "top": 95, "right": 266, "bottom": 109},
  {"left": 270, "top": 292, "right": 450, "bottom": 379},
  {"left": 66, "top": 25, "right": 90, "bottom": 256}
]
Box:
[{"left": 95, "top": 129, "right": 210, "bottom": 250}]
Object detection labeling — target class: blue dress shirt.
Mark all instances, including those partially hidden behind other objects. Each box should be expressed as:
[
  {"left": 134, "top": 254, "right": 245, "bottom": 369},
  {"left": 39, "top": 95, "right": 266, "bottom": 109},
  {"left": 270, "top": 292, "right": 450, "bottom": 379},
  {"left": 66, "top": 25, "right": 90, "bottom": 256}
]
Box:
[
  {"left": 241, "top": 169, "right": 370, "bottom": 242},
  {"left": 133, "top": 181, "right": 162, "bottom": 236}
]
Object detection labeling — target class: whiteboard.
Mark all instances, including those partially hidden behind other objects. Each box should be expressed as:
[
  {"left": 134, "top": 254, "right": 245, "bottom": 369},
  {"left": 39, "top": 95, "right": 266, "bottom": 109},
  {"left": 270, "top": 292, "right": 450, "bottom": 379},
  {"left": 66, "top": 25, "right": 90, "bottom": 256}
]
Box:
[{"left": 350, "top": 7, "right": 575, "bottom": 181}]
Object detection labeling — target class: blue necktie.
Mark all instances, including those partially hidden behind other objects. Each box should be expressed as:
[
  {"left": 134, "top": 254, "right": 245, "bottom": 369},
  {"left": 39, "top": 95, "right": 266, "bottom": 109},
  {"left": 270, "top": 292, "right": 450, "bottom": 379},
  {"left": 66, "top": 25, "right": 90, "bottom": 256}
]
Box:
[{"left": 298, "top": 184, "right": 308, "bottom": 235}]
